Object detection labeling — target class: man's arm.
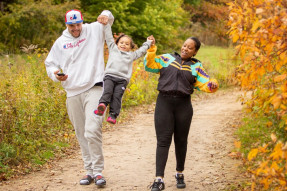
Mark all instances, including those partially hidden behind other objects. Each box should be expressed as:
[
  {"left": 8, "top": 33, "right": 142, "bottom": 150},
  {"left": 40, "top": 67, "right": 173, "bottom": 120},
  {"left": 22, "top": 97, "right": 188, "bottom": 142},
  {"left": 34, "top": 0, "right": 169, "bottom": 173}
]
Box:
[
  {"left": 97, "top": 10, "right": 114, "bottom": 26},
  {"left": 45, "top": 42, "right": 68, "bottom": 82}
]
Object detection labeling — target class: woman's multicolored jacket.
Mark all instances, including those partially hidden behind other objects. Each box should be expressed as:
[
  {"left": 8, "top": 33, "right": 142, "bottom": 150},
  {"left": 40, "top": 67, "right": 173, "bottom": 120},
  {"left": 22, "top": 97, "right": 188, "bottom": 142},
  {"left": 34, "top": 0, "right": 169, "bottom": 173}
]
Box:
[{"left": 144, "top": 45, "right": 219, "bottom": 95}]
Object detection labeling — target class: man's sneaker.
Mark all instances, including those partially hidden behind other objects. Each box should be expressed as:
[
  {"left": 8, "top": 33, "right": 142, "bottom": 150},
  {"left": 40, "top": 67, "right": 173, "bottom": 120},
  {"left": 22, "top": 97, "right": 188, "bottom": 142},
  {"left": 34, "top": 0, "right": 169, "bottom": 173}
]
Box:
[
  {"left": 95, "top": 175, "right": 106, "bottom": 187},
  {"left": 175, "top": 173, "right": 186, "bottom": 189},
  {"left": 94, "top": 103, "right": 106, "bottom": 116},
  {"left": 79, "top": 175, "right": 93, "bottom": 185},
  {"left": 150, "top": 179, "right": 165, "bottom": 191},
  {"left": 107, "top": 116, "right": 116, "bottom": 124}
]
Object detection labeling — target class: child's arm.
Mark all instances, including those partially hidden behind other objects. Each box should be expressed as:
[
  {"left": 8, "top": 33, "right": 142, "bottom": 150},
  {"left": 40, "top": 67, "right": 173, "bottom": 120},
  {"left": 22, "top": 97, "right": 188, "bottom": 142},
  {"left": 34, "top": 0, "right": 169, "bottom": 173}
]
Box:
[
  {"left": 192, "top": 62, "right": 219, "bottom": 93},
  {"left": 103, "top": 23, "right": 117, "bottom": 50},
  {"left": 132, "top": 38, "right": 153, "bottom": 60}
]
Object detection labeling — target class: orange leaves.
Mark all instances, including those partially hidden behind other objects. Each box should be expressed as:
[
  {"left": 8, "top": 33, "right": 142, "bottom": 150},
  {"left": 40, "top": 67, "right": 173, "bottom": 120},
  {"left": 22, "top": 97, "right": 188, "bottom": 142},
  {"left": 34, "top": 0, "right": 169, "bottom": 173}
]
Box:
[
  {"left": 270, "top": 94, "right": 282, "bottom": 110},
  {"left": 274, "top": 74, "right": 287, "bottom": 83},
  {"left": 227, "top": 0, "right": 287, "bottom": 121},
  {"left": 251, "top": 19, "right": 260, "bottom": 32},
  {"left": 248, "top": 140, "right": 287, "bottom": 190},
  {"left": 248, "top": 148, "right": 258, "bottom": 161},
  {"left": 234, "top": 140, "right": 241, "bottom": 149},
  {"left": 227, "top": 1, "right": 287, "bottom": 189},
  {"left": 270, "top": 142, "right": 283, "bottom": 160},
  {"left": 232, "top": 33, "right": 240, "bottom": 43}
]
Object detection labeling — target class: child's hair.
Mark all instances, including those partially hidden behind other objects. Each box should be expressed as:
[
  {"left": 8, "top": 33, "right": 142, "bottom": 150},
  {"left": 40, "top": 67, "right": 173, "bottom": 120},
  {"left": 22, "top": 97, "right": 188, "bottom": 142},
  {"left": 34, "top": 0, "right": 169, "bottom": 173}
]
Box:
[{"left": 115, "top": 34, "right": 136, "bottom": 49}]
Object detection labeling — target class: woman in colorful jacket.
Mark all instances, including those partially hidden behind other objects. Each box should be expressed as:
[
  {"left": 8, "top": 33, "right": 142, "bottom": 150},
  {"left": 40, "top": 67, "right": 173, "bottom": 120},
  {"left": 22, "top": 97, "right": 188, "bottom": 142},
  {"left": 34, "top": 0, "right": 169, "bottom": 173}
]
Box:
[{"left": 144, "top": 36, "right": 219, "bottom": 191}]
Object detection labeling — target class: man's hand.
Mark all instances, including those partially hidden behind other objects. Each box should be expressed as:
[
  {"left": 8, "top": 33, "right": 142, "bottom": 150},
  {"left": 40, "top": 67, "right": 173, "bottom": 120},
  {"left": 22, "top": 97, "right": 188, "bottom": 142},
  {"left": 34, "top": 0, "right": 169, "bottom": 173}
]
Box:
[
  {"left": 97, "top": 15, "right": 109, "bottom": 25},
  {"left": 54, "top": 70, "right": 68, "bottom": 81}
]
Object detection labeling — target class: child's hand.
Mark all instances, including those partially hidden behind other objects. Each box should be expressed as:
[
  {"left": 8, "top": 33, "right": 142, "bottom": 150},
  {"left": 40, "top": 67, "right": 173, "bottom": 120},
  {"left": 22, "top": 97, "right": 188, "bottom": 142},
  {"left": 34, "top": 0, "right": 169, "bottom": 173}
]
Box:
[
  {"left": 147, "top": 35, "right": 155, "bottom": 46},
  {"left": 97, "top": 15, "right": 109, "bottom": 25}
]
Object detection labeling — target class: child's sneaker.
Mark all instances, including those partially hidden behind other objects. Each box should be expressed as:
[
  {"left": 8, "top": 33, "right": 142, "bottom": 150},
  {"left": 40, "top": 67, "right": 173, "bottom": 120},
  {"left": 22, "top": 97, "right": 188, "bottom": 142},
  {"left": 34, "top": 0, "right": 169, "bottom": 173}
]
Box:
[
  {"left": 95, "top": 174, "right": 106, "bottom": 187},
  {"left": 175, "top": 173, "right": 186, "bottom": 188},
  {"left": 150, "top": 179, "right": 165, "bottom": 191},
  {"left": 94, "top": 103, "right": 106, "bottom": 116},
  {"left": 79, "top": 175, "right": 93, "bottom": 185},
  {"left": 107, "top": 115, "right": 116, "bottom": 124}
]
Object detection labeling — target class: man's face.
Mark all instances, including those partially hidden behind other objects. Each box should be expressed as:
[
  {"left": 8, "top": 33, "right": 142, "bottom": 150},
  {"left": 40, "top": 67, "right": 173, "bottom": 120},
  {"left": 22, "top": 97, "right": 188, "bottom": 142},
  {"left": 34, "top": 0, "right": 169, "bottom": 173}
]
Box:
[{"left": 66, "top": 23, "right": 82, "bottom": 38}]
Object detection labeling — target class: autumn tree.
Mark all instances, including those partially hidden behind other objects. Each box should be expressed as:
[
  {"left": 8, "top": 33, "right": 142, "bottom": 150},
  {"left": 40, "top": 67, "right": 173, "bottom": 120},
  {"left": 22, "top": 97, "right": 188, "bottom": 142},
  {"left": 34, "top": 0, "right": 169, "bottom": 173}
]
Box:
[
  {"left": 184, "top": 0, "right": 230, "bottom": 46},
  {"left": 0, "top": 0, "right": 79, "bottom": 53},
  {"left": 227, "top": 0, "right": 287, "bottom": 189}
]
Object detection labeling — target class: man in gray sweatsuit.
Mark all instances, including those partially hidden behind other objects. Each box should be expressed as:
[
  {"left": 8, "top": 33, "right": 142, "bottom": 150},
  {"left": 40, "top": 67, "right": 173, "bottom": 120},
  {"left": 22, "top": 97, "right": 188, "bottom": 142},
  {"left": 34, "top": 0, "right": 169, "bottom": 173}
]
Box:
[{"left": 94, "top": 23, "right": 154, "bottom": 124}]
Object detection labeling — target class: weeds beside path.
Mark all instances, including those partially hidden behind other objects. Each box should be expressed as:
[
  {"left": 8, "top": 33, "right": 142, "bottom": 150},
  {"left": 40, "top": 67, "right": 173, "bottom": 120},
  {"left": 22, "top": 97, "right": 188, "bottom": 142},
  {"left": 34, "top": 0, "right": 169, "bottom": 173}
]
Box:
[{"left": 0, "top": 89, "right": 246, "bottom": 191}]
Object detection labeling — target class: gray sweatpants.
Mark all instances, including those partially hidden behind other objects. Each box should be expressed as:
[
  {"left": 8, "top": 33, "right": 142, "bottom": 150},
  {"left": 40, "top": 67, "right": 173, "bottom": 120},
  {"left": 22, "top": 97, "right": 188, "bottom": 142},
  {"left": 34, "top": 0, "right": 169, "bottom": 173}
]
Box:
[{"left": 66, "top": 86, "right": 104, "bottom": 176}]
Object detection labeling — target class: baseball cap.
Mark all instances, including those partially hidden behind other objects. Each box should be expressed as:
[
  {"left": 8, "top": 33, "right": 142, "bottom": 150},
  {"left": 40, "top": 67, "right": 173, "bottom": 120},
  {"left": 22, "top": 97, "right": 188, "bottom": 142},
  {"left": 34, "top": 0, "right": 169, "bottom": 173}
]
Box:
[{"left": 65, "top": 9, "right": 83, "bottom": 24}]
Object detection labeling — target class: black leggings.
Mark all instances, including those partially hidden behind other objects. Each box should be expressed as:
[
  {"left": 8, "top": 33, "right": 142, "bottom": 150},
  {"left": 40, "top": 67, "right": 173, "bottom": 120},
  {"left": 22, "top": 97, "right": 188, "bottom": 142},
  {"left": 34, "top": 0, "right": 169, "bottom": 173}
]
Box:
[{"left": 155, "top": 92, "right": 193, "bottom": 177}]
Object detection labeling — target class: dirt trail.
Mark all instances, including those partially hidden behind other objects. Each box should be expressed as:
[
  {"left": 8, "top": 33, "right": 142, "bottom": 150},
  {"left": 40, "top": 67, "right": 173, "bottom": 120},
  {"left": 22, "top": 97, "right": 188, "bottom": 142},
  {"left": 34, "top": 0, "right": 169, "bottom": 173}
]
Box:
[{"left": 0, "top": 90, "right": 244, "bottom": 191}]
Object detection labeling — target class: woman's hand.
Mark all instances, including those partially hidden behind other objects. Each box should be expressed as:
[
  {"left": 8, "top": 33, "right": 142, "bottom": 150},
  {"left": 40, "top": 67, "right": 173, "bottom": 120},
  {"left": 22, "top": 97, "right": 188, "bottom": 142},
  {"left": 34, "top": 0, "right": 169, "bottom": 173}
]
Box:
[
  {"left": 147, "top": 35, "right": 155, "bottom": 45},
  {"left": 209, "top": 81, "right": 218, "bottom": 90}
]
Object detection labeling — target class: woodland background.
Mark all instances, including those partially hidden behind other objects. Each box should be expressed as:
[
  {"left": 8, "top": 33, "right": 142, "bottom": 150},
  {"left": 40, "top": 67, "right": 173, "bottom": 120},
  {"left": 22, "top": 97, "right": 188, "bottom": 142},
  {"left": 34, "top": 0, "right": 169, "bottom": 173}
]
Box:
[{"left": 0, "top": 0, "right": 287, "bottom": 190}]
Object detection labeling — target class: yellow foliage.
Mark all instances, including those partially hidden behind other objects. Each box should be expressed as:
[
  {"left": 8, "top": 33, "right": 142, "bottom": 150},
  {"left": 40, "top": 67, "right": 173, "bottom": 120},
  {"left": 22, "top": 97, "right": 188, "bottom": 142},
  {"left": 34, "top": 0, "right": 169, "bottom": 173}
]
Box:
[
  {"left": 271, "top": 95, "right": 282, "bottom": 110},
  {"left": 232, "top": 34, "right": 239, "bottom": 43},
  {"left": 227, "top": 0, "right": 287, "bottom": 189},
  {"left": 271, "top": 133, "right": 277, "bottom": 143},
  {"left": 280, "top": 104, "right": 287, "bottom": 110},
  {"left": 266, "top": 121, "right": 273, "bottom": 127},
  {"left": 248, "top": 148, "right": 258, "bottom": 161},
  {"left": 274, "top": 74, "right": 287, "bottom": 83},
  {"left": 260, "top": 178, "right": 272, "bottom": 190},
  {"left": 279, "top": 180, "right": 286, "bottom": 186},
  {"left": 234, "top": 141, "right": 241, "bottom": 149},
  {"left": 270, "top": 142, "right": 283, "bottom": 160}
]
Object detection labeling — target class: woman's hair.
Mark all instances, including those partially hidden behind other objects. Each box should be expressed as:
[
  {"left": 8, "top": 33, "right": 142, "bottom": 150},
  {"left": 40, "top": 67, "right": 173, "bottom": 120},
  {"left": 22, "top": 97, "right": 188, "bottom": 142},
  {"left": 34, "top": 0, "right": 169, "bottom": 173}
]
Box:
[
  {"left": 188, "top": 37, "right": 201, "bottom": 51},
  {"left": 115, "top": 34, "right": 136, "bottom": 49}
]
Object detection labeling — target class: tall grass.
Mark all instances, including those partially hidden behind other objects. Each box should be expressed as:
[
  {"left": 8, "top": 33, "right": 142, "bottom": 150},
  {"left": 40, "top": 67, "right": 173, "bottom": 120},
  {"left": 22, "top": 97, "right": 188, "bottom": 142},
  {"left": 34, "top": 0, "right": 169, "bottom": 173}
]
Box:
[
  {"left": 196, "top": 45, "right": 239, "bottom": 88},
  {"left": 0, "top": 51, "right": 73, "bottom": 179}
]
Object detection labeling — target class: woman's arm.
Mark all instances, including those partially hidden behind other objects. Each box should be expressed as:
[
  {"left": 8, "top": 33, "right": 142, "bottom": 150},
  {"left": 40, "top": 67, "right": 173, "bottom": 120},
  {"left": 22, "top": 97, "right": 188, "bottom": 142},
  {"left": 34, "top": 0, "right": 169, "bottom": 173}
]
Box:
[
  {"left": 192, "top": 62, "right": 219, "bottom": 93},
  {"left": 144, "top": 45, "right": 176, "bottom": 74}
]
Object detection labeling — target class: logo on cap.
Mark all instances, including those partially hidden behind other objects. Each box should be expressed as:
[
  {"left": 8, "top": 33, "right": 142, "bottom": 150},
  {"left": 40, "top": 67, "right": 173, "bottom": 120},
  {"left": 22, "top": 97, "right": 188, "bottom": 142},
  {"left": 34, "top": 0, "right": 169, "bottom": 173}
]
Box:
[{"left": 65, "top": 9, "right": 83, "bottom": 24}]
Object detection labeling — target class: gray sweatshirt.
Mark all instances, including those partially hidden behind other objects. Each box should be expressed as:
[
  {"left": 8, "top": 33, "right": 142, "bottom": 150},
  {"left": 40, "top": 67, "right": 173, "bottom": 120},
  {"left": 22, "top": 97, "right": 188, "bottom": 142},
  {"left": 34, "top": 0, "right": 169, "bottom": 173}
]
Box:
[{"left": 103, "top": 24, "right": 152, "bottom": 82}]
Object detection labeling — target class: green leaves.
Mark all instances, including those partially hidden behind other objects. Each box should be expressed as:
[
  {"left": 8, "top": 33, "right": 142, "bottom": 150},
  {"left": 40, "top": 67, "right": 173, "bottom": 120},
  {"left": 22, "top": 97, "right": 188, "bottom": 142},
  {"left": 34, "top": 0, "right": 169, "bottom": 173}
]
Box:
[{"left": 81, "top": 0, "right": 188, "bottom": 50}]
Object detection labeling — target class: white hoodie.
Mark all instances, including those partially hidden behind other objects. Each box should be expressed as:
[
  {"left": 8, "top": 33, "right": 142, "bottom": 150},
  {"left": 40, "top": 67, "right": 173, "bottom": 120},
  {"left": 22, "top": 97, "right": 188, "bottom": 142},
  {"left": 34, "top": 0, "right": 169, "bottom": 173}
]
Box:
[{"left": 45, "top": 10, "right": 114, "bottom": 97}]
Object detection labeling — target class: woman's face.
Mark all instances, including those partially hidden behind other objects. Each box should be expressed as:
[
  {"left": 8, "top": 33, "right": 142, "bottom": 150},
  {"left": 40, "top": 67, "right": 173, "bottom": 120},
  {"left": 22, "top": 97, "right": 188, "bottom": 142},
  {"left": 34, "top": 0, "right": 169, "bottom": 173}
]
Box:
[{"left": 181, "top": 39, "right": 198, "bottom": 60}]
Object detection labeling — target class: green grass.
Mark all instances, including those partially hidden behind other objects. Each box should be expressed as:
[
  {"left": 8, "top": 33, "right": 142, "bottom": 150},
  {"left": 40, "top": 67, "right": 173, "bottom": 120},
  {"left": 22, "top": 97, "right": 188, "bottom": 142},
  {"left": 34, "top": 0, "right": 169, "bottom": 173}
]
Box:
[
  {"left": 196, "top": 46, "right": 239, "bottom": 88},
  {"left": 236, "top": 115, "right": 273, "bottom": 156}
]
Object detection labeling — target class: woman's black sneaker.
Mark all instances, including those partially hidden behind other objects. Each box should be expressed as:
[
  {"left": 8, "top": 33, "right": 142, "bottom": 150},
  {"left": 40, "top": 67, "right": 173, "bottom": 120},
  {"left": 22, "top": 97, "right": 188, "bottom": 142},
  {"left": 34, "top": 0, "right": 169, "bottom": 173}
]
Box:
[
  {"left": 150, "top": 179, "right": 165, "bottom": 191},
  {"left": 175, "top": 173, "right": 186, "bottom": 188}
]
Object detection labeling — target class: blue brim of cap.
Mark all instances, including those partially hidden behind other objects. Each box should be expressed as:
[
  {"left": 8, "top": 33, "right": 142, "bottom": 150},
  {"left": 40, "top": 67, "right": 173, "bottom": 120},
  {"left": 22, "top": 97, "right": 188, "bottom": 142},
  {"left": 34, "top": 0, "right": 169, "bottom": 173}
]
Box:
[{"left": 66, "top": 20, "right": 83, "bottom": 24}]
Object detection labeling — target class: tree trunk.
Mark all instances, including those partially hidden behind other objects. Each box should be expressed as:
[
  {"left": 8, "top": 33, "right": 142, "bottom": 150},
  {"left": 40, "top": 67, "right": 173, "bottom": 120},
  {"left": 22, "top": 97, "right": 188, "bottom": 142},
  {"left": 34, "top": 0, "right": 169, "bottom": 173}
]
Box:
[{"left": 0, "top": 2, "right": 4, "bottom": 13}]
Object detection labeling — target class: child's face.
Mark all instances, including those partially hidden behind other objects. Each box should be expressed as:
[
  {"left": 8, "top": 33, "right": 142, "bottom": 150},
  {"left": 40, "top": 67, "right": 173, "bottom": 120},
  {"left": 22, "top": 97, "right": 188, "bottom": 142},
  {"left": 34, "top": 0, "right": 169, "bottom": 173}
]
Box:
[{"left": 117, "top": 37, "right": 132, "bottom": 52}]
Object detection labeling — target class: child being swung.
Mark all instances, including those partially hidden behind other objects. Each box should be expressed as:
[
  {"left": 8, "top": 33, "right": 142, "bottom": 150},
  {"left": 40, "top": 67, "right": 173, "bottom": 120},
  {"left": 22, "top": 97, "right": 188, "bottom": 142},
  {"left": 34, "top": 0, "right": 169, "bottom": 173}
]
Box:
[{"left": 94, "top": 23, "right": 155, "bottom": 124}]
